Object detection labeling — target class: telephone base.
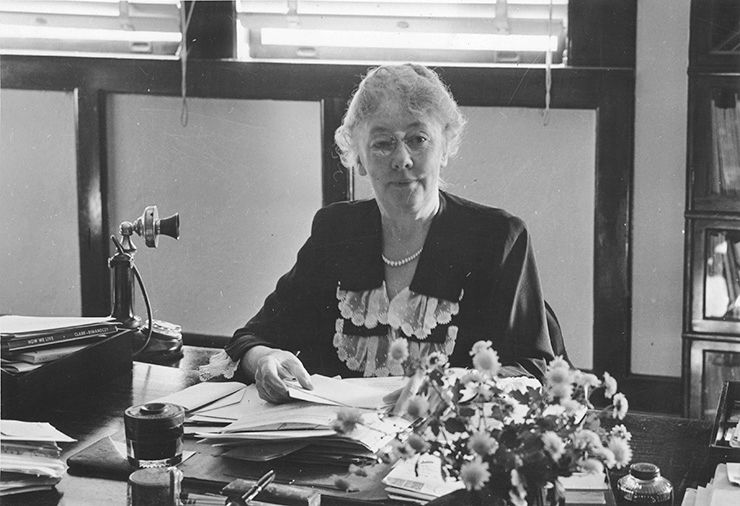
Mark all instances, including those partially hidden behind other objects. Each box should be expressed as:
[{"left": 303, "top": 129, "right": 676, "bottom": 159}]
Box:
[{"left": 131, "top": 325, "right": 184, "bottom": 365}]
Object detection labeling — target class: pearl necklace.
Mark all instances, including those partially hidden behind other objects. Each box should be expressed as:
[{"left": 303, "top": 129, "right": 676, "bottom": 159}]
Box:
[{"left": 382, "top": 246, "right": 423, "bottom": 267}]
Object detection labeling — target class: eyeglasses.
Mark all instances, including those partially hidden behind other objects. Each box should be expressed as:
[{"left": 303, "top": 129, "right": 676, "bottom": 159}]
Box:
[{"left": 369, "top": 133, "right": 431, "bottom": 157}]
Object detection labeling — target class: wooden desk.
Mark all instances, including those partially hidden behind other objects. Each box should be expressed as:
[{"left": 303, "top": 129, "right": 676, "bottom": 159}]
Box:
[
  {"left": 0, "top": 349, "right": 721, "bottom": 505},
  {"left": 1, "top": 347, "right": 214, "bottom": 506}
]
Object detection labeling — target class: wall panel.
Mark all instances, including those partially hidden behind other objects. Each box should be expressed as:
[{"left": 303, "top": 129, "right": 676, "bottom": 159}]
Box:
[
  {"left": 107, "top": 95, "right": 322, "bottom": 337},
  {"left": 0, "top": 89, "right": 81, "bottom": 316}
]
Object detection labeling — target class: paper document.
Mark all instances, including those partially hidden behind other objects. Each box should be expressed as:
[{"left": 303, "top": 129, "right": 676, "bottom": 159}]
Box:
[
  {"left": 708, "top": 463, "right": 740, "bottom": 506},
  {"left": 382, "top": 453, "right": 465, "bottom": 501},
  {"left": 286, "top": 374, "right": 397, "bottom": 409},
  {"left": 195, "top": 429, "right": 338, "bottom": 441},
  {"left": 223, "top": 402, "right": 345, "bottom": 432},
  {"left": 684, "top": 464, "right": 740, "bottom": 506},
  {"left": 0, "top": 420, "right": 75, "bottom": 443},
  {"left": 0, "top": 315, "right": 115, "bottom": 336}
]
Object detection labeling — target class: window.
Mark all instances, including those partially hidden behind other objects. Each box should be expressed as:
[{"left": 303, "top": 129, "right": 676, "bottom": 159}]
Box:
[
  {"left": 236, "top": 0, "right": 568, "bottom": 65},
  {"left": 0, "top": 0, "right": 182, "bottom": 58},
  {"left": 1, "top": 0, "right": 569, "bottom": 65}
]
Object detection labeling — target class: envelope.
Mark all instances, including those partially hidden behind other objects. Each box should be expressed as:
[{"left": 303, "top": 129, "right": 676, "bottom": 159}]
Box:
[{"left": 149, "top": 381, "right": 245, "bottom": 413}]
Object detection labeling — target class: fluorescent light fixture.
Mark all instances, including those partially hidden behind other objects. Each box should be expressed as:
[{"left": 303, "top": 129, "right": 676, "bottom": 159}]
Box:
[
  {"left": 261, "top": 27, "right": 559, "bottom": 53},
  {"left": 0, "top": 24, "right": 181, "bottom": 43}
]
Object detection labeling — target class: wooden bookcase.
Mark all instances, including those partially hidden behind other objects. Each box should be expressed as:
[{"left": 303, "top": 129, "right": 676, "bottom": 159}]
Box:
[{"left": 683, "top": 0, "right": 740, "bottom": 419}]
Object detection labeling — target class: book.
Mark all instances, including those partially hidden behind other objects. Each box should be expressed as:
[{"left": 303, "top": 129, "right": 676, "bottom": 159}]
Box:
[
  {"left": 560, "top": 471, "right": 610, "bottom": 505},
  {"left": 1, "top": 323, "right": 117, "bottom": 353},
  {"left": 7, "top": 342, "right": 93, "bottom": 364}
]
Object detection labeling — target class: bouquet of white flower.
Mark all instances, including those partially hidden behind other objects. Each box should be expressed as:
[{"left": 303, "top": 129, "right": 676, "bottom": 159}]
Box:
[{"left": 334, "top": 340, "right": 631, "bottom": 506}]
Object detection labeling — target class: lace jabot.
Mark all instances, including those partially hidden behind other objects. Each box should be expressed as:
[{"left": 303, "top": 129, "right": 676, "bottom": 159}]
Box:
[
  {"left": 200, "top": 282, "right": 462, "bottom": 381},
  {"left": 334, "top": 283, "right": 461, "bottom": 377}
]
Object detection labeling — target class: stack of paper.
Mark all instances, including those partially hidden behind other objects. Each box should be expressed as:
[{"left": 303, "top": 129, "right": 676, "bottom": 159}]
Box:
[
  {"left": 682, "top": 463, "right": 740, "bottom": 506},
  {"left": 1, "top": 315, "right": 118, "bottom": 374},
  {"left": 382, "top": 453, "right": 465, "bottom": 504},
  {"left": 152, "top": 374, "right": 410, "bottom": 467},
  {"left": 0, "top": 420, "right": 75, "bottom": 496}
]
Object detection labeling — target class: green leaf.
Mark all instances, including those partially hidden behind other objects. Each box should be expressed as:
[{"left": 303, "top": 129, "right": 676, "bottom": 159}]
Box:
[{"left": 444, "top": 417, "right": 467, "bottom": 433}]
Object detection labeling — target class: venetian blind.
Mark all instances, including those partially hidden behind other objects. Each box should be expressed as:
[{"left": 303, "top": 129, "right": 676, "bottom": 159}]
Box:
[
  {"left": 235, "top": 0, "right": 568, "bottom": 65},
  {"left": 0, "top": 0, "right": 182, "bottom": 57}
]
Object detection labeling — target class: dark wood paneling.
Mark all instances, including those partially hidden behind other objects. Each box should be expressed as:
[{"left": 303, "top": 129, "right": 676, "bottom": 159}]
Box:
[
  {"left": 75, "top": 87, "right": 111, "bottom": 317},
  {"left": 321, "top": 97, "right": 353, "bottom": 205},
  {"left": 689, "top": 0, "right": 740, "bottom": 72},
  {"left": 568, "top": 0, "right": 637, "bottom": 68},
  {"left": 184, "top": 0, "right": 236, "bottom": 60}
]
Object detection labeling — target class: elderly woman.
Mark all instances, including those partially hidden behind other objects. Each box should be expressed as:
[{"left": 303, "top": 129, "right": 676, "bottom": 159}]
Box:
[{"left": 205, "top": 63, "right": 556, "bottom": 403}]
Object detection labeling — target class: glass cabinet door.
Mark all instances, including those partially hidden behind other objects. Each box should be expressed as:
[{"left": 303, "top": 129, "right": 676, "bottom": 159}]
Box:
[
  {"left": 704, "top": 229, "right": 740, "bottom": 321},
  {"left": 689, "top": 81, "right": 740, "bottom": 213},
  {"left": 690, "top": 0, "right": 740, "bottom": 67},
  {"left": 691, "top": 221, "right": 740, "bottom": 334}
]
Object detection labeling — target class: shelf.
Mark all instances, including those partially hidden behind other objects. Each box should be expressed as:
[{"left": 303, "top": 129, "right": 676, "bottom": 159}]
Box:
[{"left": 683, "top": 1, "right": 740, "bottom": 419}]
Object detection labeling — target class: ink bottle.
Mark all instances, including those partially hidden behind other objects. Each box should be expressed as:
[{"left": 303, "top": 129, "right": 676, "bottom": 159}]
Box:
[
  {"left": 124, "top": 402, "right": 185, "bottom": 468},
  {"left": 617, "top": 462, "right": 673, "bottom": 506}
]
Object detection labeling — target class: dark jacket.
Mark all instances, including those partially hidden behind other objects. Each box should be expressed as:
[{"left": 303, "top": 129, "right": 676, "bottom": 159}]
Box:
[{"left": 226, "top": 191, "right": 555, "bottom": 380}]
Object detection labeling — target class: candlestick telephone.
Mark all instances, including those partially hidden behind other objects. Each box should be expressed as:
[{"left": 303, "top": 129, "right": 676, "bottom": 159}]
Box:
[{"left": 109, "top": 205, "right": 182, "bottom": 363}]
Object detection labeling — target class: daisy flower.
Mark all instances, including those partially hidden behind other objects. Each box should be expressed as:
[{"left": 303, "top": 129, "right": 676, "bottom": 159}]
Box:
[
  {"left": 573, "top": 429, "right": 603, "bottom": 450},
  {"left": 470, "top": 340, "right": 493, "bottom": 356},
  {"left": 602, "top": 371, "right": 617, "bottom": 398},
  {"left": 578, "top": 372, "right": 601, "bottom": 389},
  {"left": 592, "top": 446, "right": 616, "bottom": 468},
  {"left": 612, "top": 393, "right": 629, "bottom": 420},
  {"left": 608, "top": 437, "right": 633, "bottom": 469},
  {"left": 406, "top": 395, "right": 430, "bottom": 419},
  {"left": 579, "top": 458, "right": 605, "bottom": 474},
  {"left": 610, "top": 424, "right": 632, "bottom": 441},
  {"left": 332, "top": 407, "right": 363, "bottom": 434},
  {"left": 472, "top": 348, "right": 501, "bottom": 377},
  {"left": 541, "top": 431, "right": 566, "bottom": 461},
  {"left": 406, "top": 433, "right": 428, "bottom": 453},
  {"left": 468, "top": 431, "right": 499, "bottom": 456},
  {"left": 388, "top": 338, "right": 409, "bottom": 363},
  {"left": 425, "top": 351, "right": 448, "bottom": 369},
  {"left": 549, "top": 356, "right": 570, "bottom": 370},
  {"left": 460, "top": 458, "right": 490, "bottom": 491},
  {"left": 545, "top": 365, "right": 573, "bottom": 400}
]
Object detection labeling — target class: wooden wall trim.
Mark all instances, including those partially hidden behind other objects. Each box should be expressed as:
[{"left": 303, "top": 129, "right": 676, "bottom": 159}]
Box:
[
  {"left": 568, "top": 0, "right": 637, "bottom": 68},
  {"left": 75, "top": 86, "right": 111, "bottom": 316},
  {"left": 321, "top": 97, "right": 352, "bottom": 206}
]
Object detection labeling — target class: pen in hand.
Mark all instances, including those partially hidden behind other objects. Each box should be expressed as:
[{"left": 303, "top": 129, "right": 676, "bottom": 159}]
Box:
[{"left": 227, "top": 470, "right": 276, "bottom": 506}]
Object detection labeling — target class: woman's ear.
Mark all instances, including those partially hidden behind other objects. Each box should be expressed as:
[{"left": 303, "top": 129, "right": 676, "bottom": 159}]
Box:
[{"left": 357, "top": 160, "right": 367, "bottom": 176}]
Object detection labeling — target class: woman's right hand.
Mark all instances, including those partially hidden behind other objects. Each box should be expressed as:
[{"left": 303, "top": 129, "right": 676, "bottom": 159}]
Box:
[{"left": 242, "top": 346, "right": 313, "bottom": 403}]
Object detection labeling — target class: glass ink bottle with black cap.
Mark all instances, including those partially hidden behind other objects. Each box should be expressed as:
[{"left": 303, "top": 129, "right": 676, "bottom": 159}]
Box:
[{"left": 617, "top": 462, "right": 673, "bottom": 506}]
